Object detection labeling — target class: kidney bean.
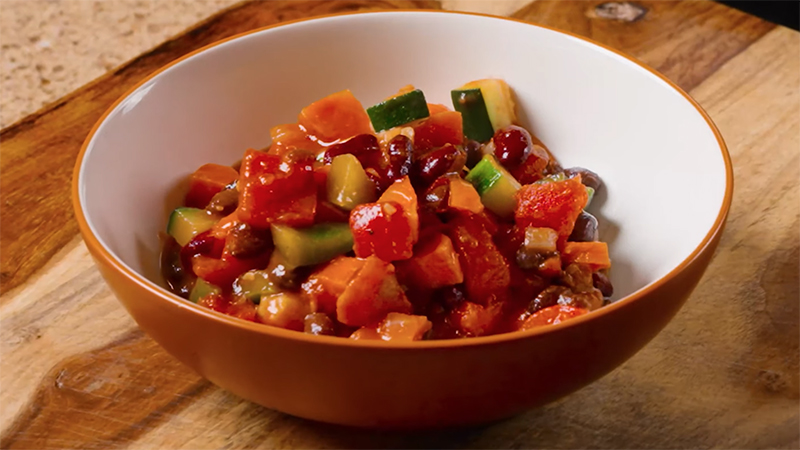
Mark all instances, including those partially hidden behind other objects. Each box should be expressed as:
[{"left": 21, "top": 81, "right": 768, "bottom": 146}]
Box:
[
  {"left": 224, "top": 222, "right": 273, "bottom": 259},
  {"left": 493, "top": 125, "right": 532, "bottom": 167},
  {"left": 180, "top": 230, "right": 225, "bottom": 271},
  {"left": 421, "top": 175, "right": 451, "bottom": 212},
  {"left": 557, "top": 288, "right": 603, "bottom": 311},
  {"left": 565, "top": 167, "right": 603, "bottom": 191},
  {"left": 386, "top": 135, "right": 413, "bottom": 181},
  {"left": 569, "top": 211, "right": 599, "bottom": 243},
  {"left": 412, "top": 144, "right": 467, "bottom": 186},
  {"left": 593, "top": 270, "right": 614, "bottom": 298},
  {"left": 323, "top": 134, "right": 381, "bottom": 167},
  {"left": 205, "top": 187, "right": 239, "bottom": 216},
  {"left": 160, "top": 234, "right": 194, "bottom": 298},
  {"left": 464, "top": 139, "right": 483, "bottom": 168},
  {"left": 528, "top": 285, "right": 569, "bottom": 314}
]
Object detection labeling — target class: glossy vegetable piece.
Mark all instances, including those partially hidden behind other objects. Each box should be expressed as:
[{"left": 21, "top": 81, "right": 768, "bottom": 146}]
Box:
[
  {"left": 336, "top": 256, "right": 413, "bottom": 327},
  {"left": 447, "top": 176, "right": 484, "bottom": 214},
  {"left": 185, "top": 163, "right": 238, "bottom": 209},
  {"left": 515, "top": 174, "right": 588, "bottom": 245},
  {"left": 426, "top": 103, "right": 450, "bottom": 115},
  {"left": 411, "top": 111, "right": 464, "bottom": 154},
  {"left": 412, "top": 143, "right": 467, "bottom": 187},
  {"left": 518, "top": 304, "right": 588, "bottom": 331},
  {"left": 191, "top": 251, "right": 270, "bottom": 288},
  {"left": 189, "top": 278, "right": 221, "bottom": 303},
  {"left": 367, "top": 89, "right": 430, "bottom": 132},
  {"left": 512, "top": 144, "right": 550, "bottom": 185},
  {"left": 561, "top": 241, "right": 611, "bottom": 270},
  {"left": 451, "top": 88, "right": 495, "bottom": 143},
  {"left": 238, "top": 148, "right": 317, "bottom": 228},
  {"left": 447, "top": 212, "right": 511, "bottom": 305},
  {"left": 167, "top": 207, "right": 219, "bottom": 246},
  {"left": 232, "top": 269, "right": 278, "bottom": 303},
  {"left": 449, "top": 300, "right": 503, "bottom": 337},
  {"left": 303, "top": 313, "right": 336, "bottom": 336},
  {"left": 327, "top": 154, "right": 377, "bottom": 210},
  {"left": 271, "top": 223, "right": 354, "bottom": 267},
  {"left": 298, "top": 89, "right": 373, "bottom": 144},
  {"left": 464, "top": 154, "right": 521, "bottom": 219},
  {"left": 350, "top": 202, "right": 414, "bottom": 261},
  {"left": 350, "top": 313, "right": 432, "bottom": 341},
  {"left": 257, "top": 292, "right": 311, "bottom": 331},
  {"left": 395, "top": 233, "right": 463, "bottom": 290},
  {"left": 378, "top": 176, "right": 419, "bottom": 241},
  {"left": 269, "top": 123, "right": 322, "bottom": 156},
  {"left": 301, "top": 256, "right": 365, "bottom": 314},
  {"left": 569, "top": 211, "right": 599, "bottom": 242},
  {"left": 522, "top": 227, "right": 558, "bottom": 254},
  {"left": 460, "top": 79, "right": 517, "bottom": 131}
]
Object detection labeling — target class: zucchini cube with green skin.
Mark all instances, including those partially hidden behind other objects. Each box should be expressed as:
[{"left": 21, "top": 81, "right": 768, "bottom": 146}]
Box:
[
  {"left": 233, "top": 270, "right": 278, "bottom": 304},
  {"left": 464, "top": 154, "right": 521, "bottom": 219},
  {"left": 189, "top": 278, "right": 221, "bottom": 303},
  {"left": 367, "top": 89, "right": 430, "bottom": 132},
  {"left": 327, "top": 154, "right": 376, "bottom": 210},
  {"left": 460, "top": 79, "right": 517, "bottom": 132},
  {"left": 271, "top": 223, "right": 354, "bottom": 267},
  {"left": 167, "top": 207, "right": 218, "bottom": 246},
  {"left": 451, "top": 88, "right": 495, "bottom": 143}
]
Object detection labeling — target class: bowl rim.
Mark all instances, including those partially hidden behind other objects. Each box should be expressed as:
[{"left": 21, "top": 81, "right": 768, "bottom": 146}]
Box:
[{"left": 72, "top": 9, "right": 734, "bottom": 349}]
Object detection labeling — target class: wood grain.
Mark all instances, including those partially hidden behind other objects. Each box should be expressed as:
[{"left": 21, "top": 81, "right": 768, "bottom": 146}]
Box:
[
  {"left": 1, "top": 0, "right": 798, "bottom": 448},
  {"left": 0, "top": 0, "right": 439, "bottom": 296}
]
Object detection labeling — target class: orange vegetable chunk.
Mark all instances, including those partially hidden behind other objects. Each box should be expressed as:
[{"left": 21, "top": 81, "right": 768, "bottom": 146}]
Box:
[
  {"left": 515, "top": 175, "right": 588, "bottom": 245},
  {"left": 298, "top": 89, "right": 373, "bottom": 144},
  {"left": 301, "top": 256, "right": 365, "bottom": 314},
  {"left": 336, "top": 256, "right": 412, "bottom": 327},
  {"left": 411, "top": 110, "right": 463, "bottom": 154},
  {"left": 350, "top": 313, "right": 432, "bottom": 341},
  {"left": 561, "top": 241, "right": 611, "bottom": 270},
  {"left": 378, "top": 176, "right": 419, "bottom": 241},
  {"left": 395, "top": 233, "right": 463, "bottom": 290},
  {"left": 447, "top": 176, "right": 484, "bottom": 214},
  {"left": 269, "top": 123, "right": 322, "bottom": 156},
  {"left": 519, "top": 305, "right": 588, "bottom": 330},
  {"left": 185, "top": 163, "right": 238, "bottom": 209}
]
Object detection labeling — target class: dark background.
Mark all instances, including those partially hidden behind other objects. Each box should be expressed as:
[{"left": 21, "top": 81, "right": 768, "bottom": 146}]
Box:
[{"left": 717, "top": 1, "right": 799, "bottom": 30}]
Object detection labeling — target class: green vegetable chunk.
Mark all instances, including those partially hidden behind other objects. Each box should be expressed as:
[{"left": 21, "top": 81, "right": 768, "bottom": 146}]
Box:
[
  {"left": 167, "top": 207, "right": 218, "bottom": 246},
  {"left": 271, "top": 223, "right": 354, "bottom": 267},
  {"left": 465, "top": 154, "right": 521, "bottom": 218},
  {"left": 233, "top": 270, "right": 278, "bottom": 303},
  {"left": 367, "top": 89, "right": 430, "bottom": 132},
  {"left": 451, "top": 88, "right": 495, "bottom": 143},
  {"left": 327, "top": 154, "right": 377, "bottom": 210},
  {"left": 189, "top": 278, "right": 221, "bottom": 303}
]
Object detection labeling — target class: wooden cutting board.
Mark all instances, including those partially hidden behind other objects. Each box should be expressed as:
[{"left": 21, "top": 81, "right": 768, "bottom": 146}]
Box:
[{"left": 1, "top": 1, "right": 797, "bottom": 448}]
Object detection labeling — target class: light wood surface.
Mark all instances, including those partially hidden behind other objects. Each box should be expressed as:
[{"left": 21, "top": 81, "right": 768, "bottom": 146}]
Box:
[{"left": 1, "top": 1, "right": 797, "bottom": 448}]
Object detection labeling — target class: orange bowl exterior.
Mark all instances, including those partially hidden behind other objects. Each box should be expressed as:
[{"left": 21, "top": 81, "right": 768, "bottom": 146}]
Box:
[{"left": 73, "top": 10, "right": 733, "bottom": 429}]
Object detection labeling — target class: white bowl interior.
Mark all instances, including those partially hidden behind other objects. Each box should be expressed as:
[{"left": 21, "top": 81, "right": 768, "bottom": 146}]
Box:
[{"left": 78, "top": 12, "right": 727, "bottom": 302}]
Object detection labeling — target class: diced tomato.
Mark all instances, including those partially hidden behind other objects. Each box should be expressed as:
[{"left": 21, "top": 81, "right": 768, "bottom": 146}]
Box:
[
  {"left": 515, "top": 175, "right": 588, "bottom": 246},
  {"left": 412, "top": 111, "right": 463, "bottom": 154},
  {"left": 446, "top": 212, "right": 511, "bottom": 305},
  {"left": 301, "top": 256, "right": 365, "bottom": 314},
  {"left": 192, "top": 252, "right": 270, "bottom": 288},
  {"left": 238, "top": 148, "right": 317, "bottom": 228},
  {"left": 448, "top": 300, "right": 503, "bottom": 337},
  {"left": 395, "top": 233, "right": 463, "bottom": 290},
  {"left": 561, "top": 241, "right": 611, "bottom": 270},
  {"left": 298, "top": 90, "right": 373, "bottom": 144},
  {"left": 378, "top": 176, "right": 419, "bottom": 241},
  {"left": 350, "top": 202, "right": 415, "bottom": 261},
  {"left": 447, "top": 176, "right": 484, "bottom": 214},
  {"left": 185, "top": 163, "right": 238, "bottom": 209},
  {"left": 427, "top": 103, "right": 450, "bottom": 115},
  {"left": 336, "top": 256, "right": 413, "bottom": 327},
  {"left": 269, "top": 123, "right": 323, "bottom": 156},
  {"left": 519, "top": 305, "right": 588, "bottom": 330},
  {"left": 350, "top": 313, "right": 432, "bottom": 341}
]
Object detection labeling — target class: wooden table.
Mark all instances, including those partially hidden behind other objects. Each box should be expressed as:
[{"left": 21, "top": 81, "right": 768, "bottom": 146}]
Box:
[{"left": 1, "top": 1, "right": 797, "bottom": 448}]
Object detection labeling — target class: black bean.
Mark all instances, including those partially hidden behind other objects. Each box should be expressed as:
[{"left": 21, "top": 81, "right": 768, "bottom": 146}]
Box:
[
  {"left": 464, "top": 140, "right": 483, "bottom": 169},
  {"left": 565, "top": 167, "right": 603, "bottom": 191},
  {"left": 569, "top": 211, "right": 599, "bottom": 242},
  {"left": 225, "top": 222, "right": 273, "bottom": 259},
  {"left": 593, "top": 271, "right": 614, "bottom": 298}
]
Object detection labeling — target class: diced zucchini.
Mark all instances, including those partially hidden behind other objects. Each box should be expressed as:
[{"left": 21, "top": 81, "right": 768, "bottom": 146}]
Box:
[
  {"left": 536, "top": 172, "right": 567, "bottom": 184},
  {"left": 232, "top": 270, "right": 278, "bottom": 303},
  {"left": 585, "top": 186, "right": 595, "bottom": 207},
  {"left": 167, "top": 207, "right": 218, "bottom": 246},
  {"left": 189, "top": 278, "right": 221, "bottom": 303},
  {"left": 327, "top": 154, "right": 377, "bottom": 210},
  {"left": 460, "top": 79, "right": 517, "bottom": 132},
  {"left": 464, "top": 154, "right": 521, "bottom": 218},
  {"left": 367, "top": 89, "right": 430, "bottom": 132},
  {"left": 271, "top": 223, "right": 354, "bottom": 267},
  {"left": 451, "top": 88, "right": 495, "bottom": 143}
]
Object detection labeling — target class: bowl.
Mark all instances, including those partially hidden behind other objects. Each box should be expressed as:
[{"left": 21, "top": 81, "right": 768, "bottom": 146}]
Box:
[{"left": 72, "top": 10, "right": 732, "bottom": 429}]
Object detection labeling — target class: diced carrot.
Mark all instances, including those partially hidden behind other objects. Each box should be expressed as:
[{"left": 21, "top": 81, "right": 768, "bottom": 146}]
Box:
[
  {"left": 447, "top": 176, "right": 484, "bottom": 214},
  {"left": 519, "top": 305, "right": 588, "bottom": 330},
  {"left": 378, "top": 176, "right": 419, "bottom": 241},
  {"left": 336, "top": 256, "right": 413, "bottom": 327},
  {"left": 561, "top": 242, "right": 611, "bottom": 270},
  {"left": 515, "top": 175, "right": 588, "bottom": 246},
  {"left": 395, "top": 233, "right": 463, "bottom": 290},
  {"left": 185, "top": 163, "right": 238, "bottom": 209},
  {"left": 298, "top": 90, "right": 373, "bottom": 144},
  {"left": 411, "top": 111, "right": 463, "bottom": 154},
  {"left": 301, "top": 256, "right": 365, "bottom": 314},
  {"left": 427, "top": 103, "right": 450, "bottom": 115},
  {"left": 350, "top": 313, "right": 432, "bottom": 341},
  {"left": 269, "top": 123, "right": 323, "bottom": 156}
]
